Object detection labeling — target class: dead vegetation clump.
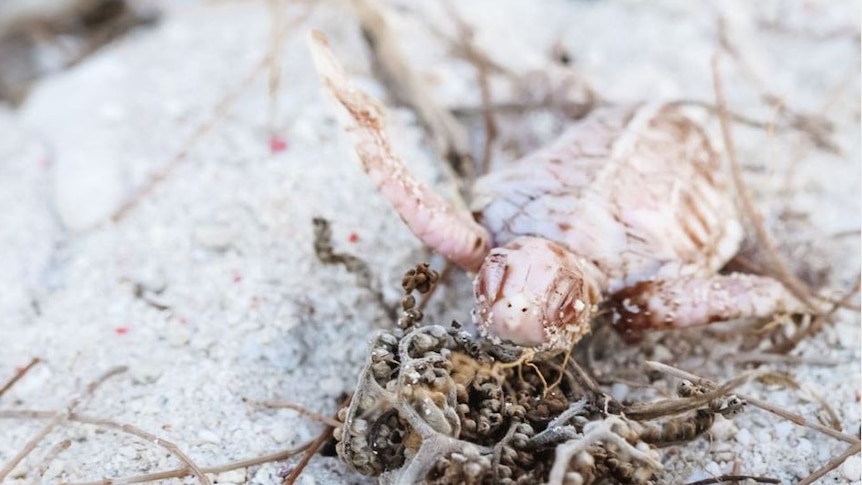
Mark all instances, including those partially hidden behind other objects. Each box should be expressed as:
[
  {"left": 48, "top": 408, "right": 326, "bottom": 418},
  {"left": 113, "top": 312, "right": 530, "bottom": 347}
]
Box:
[{"left": 332, "top": 264, "right": 749, "bottom": 485}]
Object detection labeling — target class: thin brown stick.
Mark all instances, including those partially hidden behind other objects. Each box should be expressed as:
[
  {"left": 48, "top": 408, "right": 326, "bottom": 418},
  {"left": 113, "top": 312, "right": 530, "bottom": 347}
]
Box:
[
  {"left": 282, "top": 423, "right": 334, "bottom": 485},
  {"left": 111, "top": 3, "right": 314, "bottom": 222},
  {"left": 245, "top": 399, "right": 341, "bottom": 427},
  {"left": 72, "top": 415, "right": 211, "bottom": 485},
  {"left": 711, "top": 53, "right": 817, "bottom": 311},
  {"left": 797, "top": 442, "right": 862, "bottom": 485},
  {"left": 645, "top": 361, "right": 860, "bottom": 446},
  {"left": 266, "top": 0, "right": 285, "bottom": 133},
  {"left": 110, "top": 57, "right": 268, "bottom": 222},
  {"left": 625, "top": 370, "right": 760, "bottom": 421},
  {"left": 34, "top": 439, "right": 71, "bottom": 480},
  {"left": 685, "top": 475, "right": 780, "bottom": 485},
  {"left": 59, "top": 444, "right": 311, "bottom": 485},
  {"left": 0, "top": 366, "right": 127, "bottom": 482},
  {"left": 730, "top": 352, "right": 844, "bottom": 366},
  {"left": 0, "top": 357, "right": 41, "bottom": 398},
  {"left": 769, "top": 275, "right": 861, "bottom": 353},
  {"left": 352, "top": 0, "right": 474, "bottom": 189},
  {"left": 442, "top": 0, "right": 498, "bottom": 176},
  {"left": 0, "top": 408, "right": 310, "bottom": 485}
]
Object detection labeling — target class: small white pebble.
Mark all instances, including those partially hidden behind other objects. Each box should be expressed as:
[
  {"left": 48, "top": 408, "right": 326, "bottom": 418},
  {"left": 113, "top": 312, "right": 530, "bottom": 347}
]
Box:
[
  {"left": 194, "top": 223, "right": 235, "bottom": 250},
  {"left": 650, "top": 344, "right": 673, "bottom": 362},
  {"left": 197, "top": 429, "right": 221, "bottom": 445},
  {"left": 166, "top": 324, "right": 192, "bottom": 347},
  {"left": 319, "top": 376, "right": 342, "bottom": 395},
  {"left": 216, "top": 468, "right": 246, "bottom": 483},
  {"left": 99, "top": 104, "right": 127, "bottom": 122},
  {"left": 117, "top": 445, "right": 138, "bottom": 460},
  {"left": 709, "top": 416, "right": 737, "bottom": 440},
  {"left": 735, "top": 427, "right": 752, "bottom": 446},
  {"left": 43, "top": 460, "right": 65, "bottom": 480},
  {"left": 269, "top": 425, "right": 291, "bottom": 443},
  {"left": 841, "top": 455, "right": 861, "bottom": 480},
  {"left": 610, "top": 383, "right": 629, "bottom": 401},
  {"left": 704, "top": 461, "right": 723, "bottom": 476}
]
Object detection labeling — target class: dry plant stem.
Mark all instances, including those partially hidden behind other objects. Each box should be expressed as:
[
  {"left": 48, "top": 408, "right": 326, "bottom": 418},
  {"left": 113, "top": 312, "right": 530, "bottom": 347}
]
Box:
[
  {"left": 59, "top": 443, "right": 311, "bottom": 485},
  {"left": 0, "top": 409, "right": 307, "bottom": 485},
  {"left": 282, "top": 424, "right": 334, "bottom": 485},
  {"left": 35, "top": 439, "right": 71, "bottom": 480},
  {"left": 352, "top": 0, "right": 474, "bottom": 186},
  {"left": 73, "top": 414, "right": 211, "bottom": 485},
  {"left": 624, "top": 371, "right": 757, "bottom": 421},
  {"left": 769, "top": 275, "right": 861, "bottom": 354},
  {"left": 716, "top": 18, "right": 840, "bottom": 153},
  {"left": 0, "top": 366, "right": 127, "bottom": 482},
  {"left": 442, "top": 0, "right": 498, "bottom": 176},
  {"left": 247, "top": 399, "right": 342, "bottom": 427},
  {"left": 0, "top": 357, "right": 40, "bottom": 398},
  {"left": 266, "top": 0, "right": 285, "bottom": 132},
  {"left": 711, "top": 54, "right": 816, "bottom": 311},
  {"left": 645, "top": 361, "right": 860, "bottom": 446},
  {"left": 685, "top": 475, "right": 780, "bottom": 485},
  {"left": 796, "top": 442, "right": 862, "bottom": 485},
  {"left": 730, "top": 351, "right": 844, "bottom": 366},
  {"left": 110, "top": 57, "right": 267, "bottom": 222},
  {"left": 111, "top": 5, "right": 314, "bottom": 222}
]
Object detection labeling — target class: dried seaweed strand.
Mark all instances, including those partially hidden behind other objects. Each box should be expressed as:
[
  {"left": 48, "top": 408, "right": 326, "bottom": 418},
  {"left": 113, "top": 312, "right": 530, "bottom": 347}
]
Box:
[
  {"left": 796, "top": 442, "right": 862, "bottom": 485},
  {"left": 645, "top": 361, "right": 860, "bottom": 446},
  {"left": 59, "top": 444, "right": 311, "bottom": 485},
  {"left": 245, "top": 398, "right": 342, "bottom": 427},
  {"left": 0, "top": 366, "right": 127, "bottom": 482},
  {"left": 685, "top": 474, "right": 780, "bottom": 485},
  {"left": 72, "top": 414, "right": 211, "bottom": 485},
  {"left": 266, "top": 0, "right": 285, "bottom": 132},
  {"left": 282, "top": 422, "right": 334, "bottom": 485},
  {"left": 769, "top": 274, "right": 860, "bottom": 353},
  {"left": 34, "top": 439, "right": 71, "bottom": 480},
  {"left": 0, "top": 357, "right": 40, "bottom": 398},
  {"left": 353, "top": 0, "right": 474, "bottom": 186},
  {"left": 442, "top": 0, "right": 498, "bottom": 176},
  {"left": 711, "top": 54, "right": 816, "bottom": 311},
  {"left": 111, "top": 5, "right": 313, "bottom": 222}
]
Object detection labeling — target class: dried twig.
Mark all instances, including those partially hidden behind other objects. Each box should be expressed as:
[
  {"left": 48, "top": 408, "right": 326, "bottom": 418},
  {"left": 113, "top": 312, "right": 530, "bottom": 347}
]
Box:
[
  {"left": 797, "top": 442, "right": 862, "bottom": 485},
  {"left": 730, "top": 351, "right": 844, "bottom": 366},
  {"left": 0, "top": 357, "right": 40, "bottom": 398},
  {"left": 73, "top": 414, "right": 211, "bottom": 485},
  {"left": 34, "top": 439, "right": 71, "bottom": 480},
  {"left": 110, "top": 57, "right": 268, "bottom": 222},
  {"left": 282, "top": 420, "right": 335, "bottom": 485},
  {"left": 266, "top": 0, "right": 285, "bottom": 133},
  {"left": 245, "top": 398, "right": 341, "bottom": 427},
  {"left": 685, "top": 475, "right": 780, "bottom": 485},
  {"left": 645, "top": 361, "right": 860, "bottom": 446},
  {"left": 769, "top": 275, "right": 860, "bottom": 353},
  {"left": 441, "top": 0, "right": 498, "bottom": 176},
  {"left": 711, "top": 54, "right": 818, "bottom": 312},
  {"left": 111, "top": 5, "right": 313, "bottom": 222},
  {"left": 0, "top": 366, "right": 127, "bottom": 482},
  {"left": 58, "top": 444, "right": 311, "bottom": 485},
  {"left": 352, "top": 0, "right": 474, "bottom": 186}
]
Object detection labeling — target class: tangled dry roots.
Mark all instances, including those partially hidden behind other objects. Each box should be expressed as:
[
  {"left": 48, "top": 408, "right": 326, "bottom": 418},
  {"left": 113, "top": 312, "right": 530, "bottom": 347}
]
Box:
[{"left": 333, "top": 264, "right": 743, "bottom": 484}]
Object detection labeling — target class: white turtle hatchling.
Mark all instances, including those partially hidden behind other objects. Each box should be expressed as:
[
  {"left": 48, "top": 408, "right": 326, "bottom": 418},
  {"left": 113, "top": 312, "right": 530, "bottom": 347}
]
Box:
[{"left": 308, "top": 32, "right": 813, "bottom": 352}]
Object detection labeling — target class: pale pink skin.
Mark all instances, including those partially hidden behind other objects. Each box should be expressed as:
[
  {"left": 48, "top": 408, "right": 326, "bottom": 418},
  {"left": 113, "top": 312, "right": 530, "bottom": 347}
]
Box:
[{"left": 309, "top": 33, "right": 812, "bottom": 351}]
